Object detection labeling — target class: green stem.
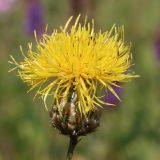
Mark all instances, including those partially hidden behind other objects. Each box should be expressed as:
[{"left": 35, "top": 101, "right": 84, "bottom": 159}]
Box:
[{"left": 66, "top": 136, "right": 78, "bottom": 160}]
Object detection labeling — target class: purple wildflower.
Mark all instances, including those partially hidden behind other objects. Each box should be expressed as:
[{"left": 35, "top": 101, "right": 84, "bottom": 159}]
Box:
[
  {"left": 0, "top": 0, "right": 16, "bottom": 14},
  {"left": 25, "top": 0, "right": 44, "bottom": 38},
  {"left": 154, "top": 31, "right": 160, "bottom": 61},
  {"left": 104, "top": 82, "right": 123, "bottom": 106}
]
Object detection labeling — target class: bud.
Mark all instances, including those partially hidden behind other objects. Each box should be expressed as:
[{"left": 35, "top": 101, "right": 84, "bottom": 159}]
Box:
[{"left": 50, "top": 88, "right": 101, "bottom": 136}]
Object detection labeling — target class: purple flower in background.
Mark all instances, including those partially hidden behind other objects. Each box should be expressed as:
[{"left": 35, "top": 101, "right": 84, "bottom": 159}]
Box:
[
  {"left": 0, "top": 0, "right": 16, "bottom": 13},
  {"left": 154, "top": 31, "right": 160, "bottom": 61},
  {"left": 104, "top": 82, "right": 123, "bottom": 106},
  {"left": 25, "top": 0, "right": 44, "bottom": 38}
]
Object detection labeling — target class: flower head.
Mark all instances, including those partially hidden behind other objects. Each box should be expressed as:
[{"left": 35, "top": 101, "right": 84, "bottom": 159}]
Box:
[{"left": 10, "top": 15, "right": 137, "bottom": 116}]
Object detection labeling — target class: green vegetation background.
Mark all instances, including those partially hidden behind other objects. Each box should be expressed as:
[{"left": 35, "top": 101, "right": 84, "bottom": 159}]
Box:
[{"left": 0, "top": 0, "right": 160, "bottom": 160}]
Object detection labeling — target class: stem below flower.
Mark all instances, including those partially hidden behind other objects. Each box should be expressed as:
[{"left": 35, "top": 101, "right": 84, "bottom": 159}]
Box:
[{"left": 66, "top": 135, "right": 78, "bottom": 160}]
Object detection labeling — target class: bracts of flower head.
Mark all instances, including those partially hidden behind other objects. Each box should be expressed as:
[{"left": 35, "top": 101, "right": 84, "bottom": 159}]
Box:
[
  {"left": 25, "top": 0, "right": 44, "bottom": 38},
  {"left": 50, "top": 86, "right": 101, "bottom": 137}
]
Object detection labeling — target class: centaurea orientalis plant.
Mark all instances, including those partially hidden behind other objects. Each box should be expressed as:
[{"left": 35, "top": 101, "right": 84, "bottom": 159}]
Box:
[{"left": 9, "top": 15, "right": 137, "bottom": 160}]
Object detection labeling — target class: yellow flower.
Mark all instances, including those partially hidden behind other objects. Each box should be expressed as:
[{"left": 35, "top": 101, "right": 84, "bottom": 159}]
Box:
[{"left": 9, "top": 15, "right": 137, "bottom": 115}]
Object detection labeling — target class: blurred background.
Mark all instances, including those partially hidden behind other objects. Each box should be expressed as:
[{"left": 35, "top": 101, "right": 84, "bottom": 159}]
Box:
[{"left": 0, "top": 0, "right": 160, "bottom": 160}]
